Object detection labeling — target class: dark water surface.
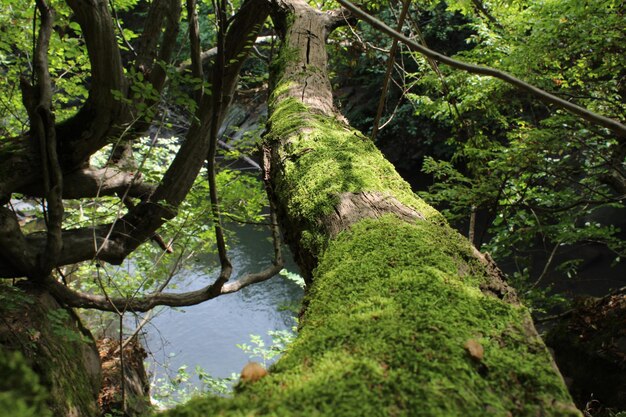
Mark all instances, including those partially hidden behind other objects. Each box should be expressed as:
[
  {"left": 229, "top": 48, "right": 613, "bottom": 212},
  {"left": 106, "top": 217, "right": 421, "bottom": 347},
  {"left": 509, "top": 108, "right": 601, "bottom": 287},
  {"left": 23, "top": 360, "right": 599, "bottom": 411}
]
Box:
[{"left": 142, "top": 224, "right": 303, "bottom": 387}]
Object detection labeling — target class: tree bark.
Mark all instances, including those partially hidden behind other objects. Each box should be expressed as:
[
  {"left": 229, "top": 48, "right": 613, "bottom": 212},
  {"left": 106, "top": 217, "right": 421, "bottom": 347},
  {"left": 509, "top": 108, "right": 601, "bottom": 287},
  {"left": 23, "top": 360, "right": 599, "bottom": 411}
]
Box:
[
  {"left": 0, "top": 0, "right": 270, "bottom": 281},
  {"left": 164, "top": 1, "right": 581, "bottom": 415}
]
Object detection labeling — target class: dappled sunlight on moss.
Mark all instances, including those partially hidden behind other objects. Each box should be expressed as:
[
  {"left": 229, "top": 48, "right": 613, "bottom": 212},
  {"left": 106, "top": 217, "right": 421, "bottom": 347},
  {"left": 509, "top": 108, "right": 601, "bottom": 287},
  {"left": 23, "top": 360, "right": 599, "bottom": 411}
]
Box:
[
  {"left": 162, "top": 216, "right": 578, "bottom": 416},
  {"left": 265, "top": 93, "right": 444, "bottom": 259}
]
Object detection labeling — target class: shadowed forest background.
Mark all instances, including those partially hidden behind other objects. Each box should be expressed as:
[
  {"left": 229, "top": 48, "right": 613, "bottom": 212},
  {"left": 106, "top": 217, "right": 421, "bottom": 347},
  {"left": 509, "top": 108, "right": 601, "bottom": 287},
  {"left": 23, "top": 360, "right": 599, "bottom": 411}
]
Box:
[{"left": 0, "top": 0, "right": 625, "bottom": 416}]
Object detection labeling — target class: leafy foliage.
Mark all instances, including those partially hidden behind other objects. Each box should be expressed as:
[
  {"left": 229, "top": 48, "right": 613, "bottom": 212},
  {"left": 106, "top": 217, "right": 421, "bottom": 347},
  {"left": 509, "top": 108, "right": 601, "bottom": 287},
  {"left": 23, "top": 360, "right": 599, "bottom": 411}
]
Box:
[
  {"left": 61, "top": 134, "right": 268, "bottom": 301},
  {"left": 151, "top": 325, "right": 296, "bottom": 408},
  {"left": 416, "top": 0, "right": 625, "bottom": 303},
  {"left": 151, "top": 364, "right": 237, "bottom": 408},
  {"left": 330, "top": 0, "right": 626, "bottom": 308},
  {"left": 236, "top": 328, "right": 296, "bottom": 367}
]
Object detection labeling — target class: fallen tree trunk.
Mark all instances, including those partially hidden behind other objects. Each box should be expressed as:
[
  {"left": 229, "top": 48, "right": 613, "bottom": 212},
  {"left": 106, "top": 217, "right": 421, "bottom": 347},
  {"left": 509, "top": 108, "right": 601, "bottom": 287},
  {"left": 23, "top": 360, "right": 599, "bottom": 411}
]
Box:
[{"left": 165, "top": 1, "right": 580, "bottom": 415}]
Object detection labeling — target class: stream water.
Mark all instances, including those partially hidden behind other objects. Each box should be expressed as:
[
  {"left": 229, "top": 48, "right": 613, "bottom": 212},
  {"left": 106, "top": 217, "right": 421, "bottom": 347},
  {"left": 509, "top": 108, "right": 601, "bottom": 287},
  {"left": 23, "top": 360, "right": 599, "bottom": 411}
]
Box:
[{"left": 141, "top": 224, "right": 303, "bottom": 397}]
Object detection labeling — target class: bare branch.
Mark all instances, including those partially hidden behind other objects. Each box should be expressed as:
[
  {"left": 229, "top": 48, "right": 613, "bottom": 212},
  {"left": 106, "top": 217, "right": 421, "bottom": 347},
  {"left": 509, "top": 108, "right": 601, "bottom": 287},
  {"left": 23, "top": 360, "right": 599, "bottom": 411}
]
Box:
[
  {"left": 218, "top": 140, "right": 262, "bottom": 171},
  {"left": 39, "top": 168, "right": 285, "bottom": 313},
  {"left": 177, "top": 36, "right": 274, "bottom": 74},
  {"left": 17, "top": 167, "right": 155, "bottom": 199},
  {"left": 41, "top": 260, "right": 282, "bottom": 312},
  {"left": 371, "top": 0, "right": 409, "bottom": 141}
]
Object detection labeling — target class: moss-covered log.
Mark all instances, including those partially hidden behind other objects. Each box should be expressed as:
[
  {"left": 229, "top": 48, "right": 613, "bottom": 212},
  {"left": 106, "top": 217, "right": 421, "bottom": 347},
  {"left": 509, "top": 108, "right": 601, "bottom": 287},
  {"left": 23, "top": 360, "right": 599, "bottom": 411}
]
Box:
[{"left": 164, "top": 1, "right": 580, "bottom": 415}]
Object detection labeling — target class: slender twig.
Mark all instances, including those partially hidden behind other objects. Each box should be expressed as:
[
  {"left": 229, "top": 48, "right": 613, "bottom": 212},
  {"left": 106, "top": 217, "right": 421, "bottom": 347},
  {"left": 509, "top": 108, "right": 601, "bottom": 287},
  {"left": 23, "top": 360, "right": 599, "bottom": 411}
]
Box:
[
  {"left": 529, "top": 240, "right": 561, "bottom": 290},
  {"left": 404, "top": 11, "right": 465, "bottom": 124},
  {"left": 371, "top": 0, "right": 409, "bottom": 140},
  {"left": 108, "top": 0, "right": 137, "bottom": 56},
  {"left": 218, "top": 139, "right": 262, "bottom": 171},
  {"left": 118, "top": 314, "right": 127, "bottom": 415}
]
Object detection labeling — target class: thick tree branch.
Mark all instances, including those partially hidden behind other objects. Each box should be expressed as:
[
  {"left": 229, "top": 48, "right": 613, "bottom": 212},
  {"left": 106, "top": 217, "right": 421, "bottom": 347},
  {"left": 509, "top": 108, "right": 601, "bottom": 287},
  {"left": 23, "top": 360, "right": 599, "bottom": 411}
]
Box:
[
  {"left": 323, "top": 8, "right": 356, "bottom": 34},
  {"left": 0, "top": 0, "right": 130, "bottom": 202},
  {"left": 39, "top": 172, "right": 285, "bottom": 312},
  {"left": 60, "top": 0, "right": 129, "bottom": 163},
  {"left": 206, "top": 0, "right": 233, "bottom": 292},
  {"left": 186, "top": 0, "right": 204, "bottom": 102},
  {"left": 1, "top": 0, "right": 189, "bottom": 207},
  {"left": 0, "top": 207, "right": 37, "bottom": 274},
  {"left": 0, "top": 220, "right": 150, "bottom": 278},
  {"left": 18, "top": 0, "right": 65, "bottom": 278},
  {"left": 337, "top": 0, "right": 626, "bottom": 139},
  {"left": 37, "top": 0, "right": 270, "bottom": 273},
  {"left": 119, "top": 196, "right": 172, "bottom": 253},
  {"left": 17, "top": 167, "right": 154, "bottom": 199},
  {"left": 35, "top": 0, "right": 63, "bottom": 277},
  {"left": 144, "top": 0, "right": 270, "bottom": 208},
  {"left": 0, "top": 0, "right": 270, "bottom": 280},
  {"left": 149, "top": 0, "right": 182, "bottom": 92},
  {"left": 41, "top": 260, "right": 282, "bottom": 312},
  {"left": 136, "top": 0, "right": 170, "bottom": 71}
]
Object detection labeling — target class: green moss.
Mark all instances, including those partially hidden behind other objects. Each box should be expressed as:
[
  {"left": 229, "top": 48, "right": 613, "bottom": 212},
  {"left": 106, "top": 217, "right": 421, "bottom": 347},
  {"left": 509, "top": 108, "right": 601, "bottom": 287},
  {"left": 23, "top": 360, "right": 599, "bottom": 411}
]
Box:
[
  {"left": 265, "top": 93, "right": 444, "bottom": 258},
  {"left": 161, "top": 15, "right": 578, "bottom": 414},
  {"left": 268, "top": 44, "right": 299, "bottom": 96},
  {"left": 0, "top": 285, "right": 99, "bottom": 417},
  {"left": 162, "top": 216, "right": 578, "bottom": 417}
]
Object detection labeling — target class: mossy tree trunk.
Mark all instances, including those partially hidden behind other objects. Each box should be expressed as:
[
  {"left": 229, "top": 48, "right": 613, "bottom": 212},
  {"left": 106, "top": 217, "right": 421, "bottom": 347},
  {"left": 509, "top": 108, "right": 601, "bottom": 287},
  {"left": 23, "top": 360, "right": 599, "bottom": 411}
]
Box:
[
  {"left": 165, "top": 1, "right": 580, "bottom": 416},
  {"left": 0, "top": 284, "right": 101, "bottom": 417}
]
